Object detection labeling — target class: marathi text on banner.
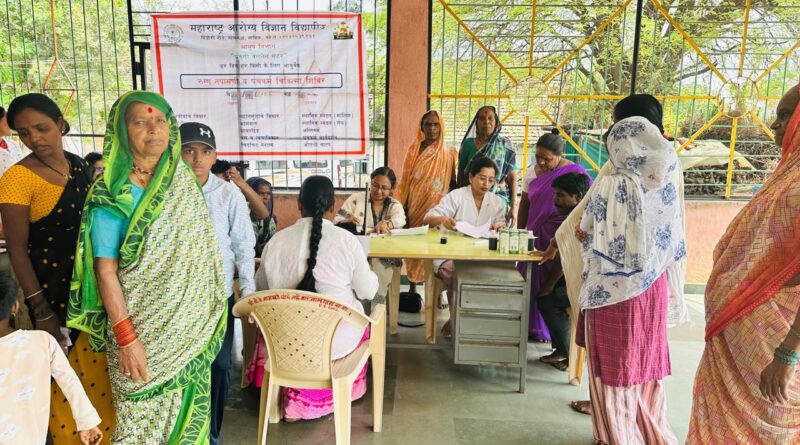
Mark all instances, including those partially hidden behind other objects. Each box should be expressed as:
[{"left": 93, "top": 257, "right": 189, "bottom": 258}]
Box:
[{"left": 151, "top": 12, "right": 369, "bottom": 159}]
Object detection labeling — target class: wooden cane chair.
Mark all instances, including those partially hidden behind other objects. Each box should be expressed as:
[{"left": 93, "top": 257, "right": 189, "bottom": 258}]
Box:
[{"left": 232, "top": 290, "right": 386, "bottom": 445}]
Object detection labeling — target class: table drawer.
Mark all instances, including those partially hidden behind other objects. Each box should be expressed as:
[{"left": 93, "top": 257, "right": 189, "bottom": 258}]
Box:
[
  {"left": 459, "top": 284, "right": 525, "bottom": 311},
  {"left": 457, "top": 341, "right": 521, "bottom": 364},
  {"left": 458, "top": 313, "right": 521, "bottom": 338}
]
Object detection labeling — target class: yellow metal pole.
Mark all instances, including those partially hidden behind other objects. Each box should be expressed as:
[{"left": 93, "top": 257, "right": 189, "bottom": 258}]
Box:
[
  {"left": 547, "top": 94, "right": 715, "bottom": 101},
  {"left": 521, "top": 115, "right": 530, "bottom": 179},
  {"left": 650, "top": 0, "right": 727, "bottom": 83},
  {"left": 541, "top": 110, "right": 600, "bottom": 172},
  {"left": 725, "top": 117, "right": 739, "bottom": 199},
  {"left": 500, "top": 109, "right": 515, "bottom": 125},
  {"left": 439, "top": 0, "right": 517, "bottom": 84},
  {"left": 749, "top": 110, "right": 775, "bottom": 141},
  {"left": 738, "top": 0, "right": 751, "bottom": 77},
  {"left": 544, "top": 0, "right": 633, "bottom": 83},
  {"left": 675, "top": 111, "right": 725, "bottom": 153},
  {"left": 528, "top": 0, "right": 538, "bottom": 76},
  {"left": 754, "top": 41, "right": 800, "bottom": 83},
  {"left": 429, "top": 93, "right": 509, "bottom": 99}
]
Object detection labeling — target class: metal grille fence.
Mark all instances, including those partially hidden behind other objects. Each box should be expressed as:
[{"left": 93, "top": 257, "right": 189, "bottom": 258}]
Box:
[
  {"left": 429, "top": 0, "right": 800, "bottom": 198},
  {"left": 1, "top": 0, "right": 386, "bottom": 190}
]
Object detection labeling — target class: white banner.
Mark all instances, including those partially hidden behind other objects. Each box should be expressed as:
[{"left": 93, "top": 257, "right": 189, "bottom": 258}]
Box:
[{"left": 151, "top": 12, "right": 369, "bottom": 159}]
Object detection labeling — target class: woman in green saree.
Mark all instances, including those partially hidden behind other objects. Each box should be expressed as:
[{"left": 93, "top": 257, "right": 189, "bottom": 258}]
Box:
[{"left": 68, "top": 91, "right": 227, "bottom": 444}]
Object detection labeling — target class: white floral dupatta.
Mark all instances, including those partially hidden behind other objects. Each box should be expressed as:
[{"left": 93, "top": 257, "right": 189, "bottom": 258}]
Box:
[{"left": 579, "top": 116, "right": 686, "bottom": 313}]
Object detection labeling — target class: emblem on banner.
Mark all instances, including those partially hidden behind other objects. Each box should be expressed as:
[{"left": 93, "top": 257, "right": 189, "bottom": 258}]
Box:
[
  {"left": 164, "top": 24, "right": 184, "bottom": 44},
  {"left": 333, "top": 22, "right": 353, "bottom": 40}
]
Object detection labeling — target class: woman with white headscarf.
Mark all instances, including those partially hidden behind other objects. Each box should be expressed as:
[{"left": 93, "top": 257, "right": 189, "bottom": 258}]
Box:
[{"left": 571, "top": 101, "right": 687, "bottom": 444}]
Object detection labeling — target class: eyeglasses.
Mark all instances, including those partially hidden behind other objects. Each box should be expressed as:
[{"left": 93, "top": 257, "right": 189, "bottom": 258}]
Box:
[
  {"left": 370, "top": 182, "right": 392, "bottom": 192},
  {"left": 94, "top": 167, "right": 105, "bottom": 173}
]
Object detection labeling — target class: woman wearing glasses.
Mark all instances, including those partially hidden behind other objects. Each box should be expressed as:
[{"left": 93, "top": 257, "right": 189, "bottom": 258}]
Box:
[
  {"left": 424, "top": 157, "right": 507, "bottom": 337},
  {"left": 334, "top": 167, "right": 406, "bottom": 303}
]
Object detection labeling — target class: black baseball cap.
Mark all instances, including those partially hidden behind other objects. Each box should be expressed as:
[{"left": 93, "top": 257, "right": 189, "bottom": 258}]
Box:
[{"left": 179, "top": 122, "right": 216, "bottom": 150}]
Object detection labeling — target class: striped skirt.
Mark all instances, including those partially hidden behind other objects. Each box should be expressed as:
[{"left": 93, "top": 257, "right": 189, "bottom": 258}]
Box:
[{"left": 583, "top": 274, "right": 677, "bottom": 445}]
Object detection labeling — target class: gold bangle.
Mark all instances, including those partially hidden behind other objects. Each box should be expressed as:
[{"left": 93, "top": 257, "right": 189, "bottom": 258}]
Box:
[
  {"left": 36, "top": 313, "right": 55, "bottom": 322},
  {"left": 25, "top": 289, "right": 44, "bottom": 300},
  {"left": 111, "top": 315, "right": 131, "bottom": 328}
]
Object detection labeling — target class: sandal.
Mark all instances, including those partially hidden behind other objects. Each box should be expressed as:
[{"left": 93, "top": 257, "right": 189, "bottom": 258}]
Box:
[
  {"left": 550, "top": 360, "right": 568, "bottom": 372},
  {"left": 539, "top": 352, "right": 567, "bottom": 364},
  {"left": 569, "top": 400, "right": 592, "bottom": 415}
]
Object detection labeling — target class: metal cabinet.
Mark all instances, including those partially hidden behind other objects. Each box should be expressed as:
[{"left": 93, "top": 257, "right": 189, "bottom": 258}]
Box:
[{"left": 453, "top": 261, "right": 529, "bottom": 393}]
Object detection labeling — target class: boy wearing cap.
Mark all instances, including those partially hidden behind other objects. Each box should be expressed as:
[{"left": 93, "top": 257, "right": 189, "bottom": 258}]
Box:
[{"left": 179, "top": 122, "right": 255, "bottom": 445}]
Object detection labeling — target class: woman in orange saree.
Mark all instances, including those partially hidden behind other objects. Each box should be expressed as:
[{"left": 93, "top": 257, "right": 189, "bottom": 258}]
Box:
[
  {"left": 395, "top": 110, "right": 457, "bottom": 287},
  {"left": 688, "top": 85, "right": 800, "bottom": 444}
]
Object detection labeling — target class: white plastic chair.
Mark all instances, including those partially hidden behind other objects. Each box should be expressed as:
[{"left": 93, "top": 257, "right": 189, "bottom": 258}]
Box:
[{"left": 232, "top": 290, "right": 386, "bottom": 445}]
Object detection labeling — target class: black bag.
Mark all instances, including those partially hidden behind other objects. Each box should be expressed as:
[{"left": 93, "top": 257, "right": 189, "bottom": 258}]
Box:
[{"left": 399, "top": 291, "right": 422, "bottom": 313}]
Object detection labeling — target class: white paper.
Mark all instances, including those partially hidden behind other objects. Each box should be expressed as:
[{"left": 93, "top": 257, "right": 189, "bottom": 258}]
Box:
[
  {"left": 455, "top": 221, "right": 492, "bottom": 239},
  {"left": 389, "top": 225, "right": 429, "bottom": 236}
]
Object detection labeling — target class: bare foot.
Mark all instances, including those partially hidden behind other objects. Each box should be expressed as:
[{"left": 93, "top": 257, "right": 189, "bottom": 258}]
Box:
[
  {"left": 438, "top": 292, "right": 449, "bottom": 310},
  {"left": 441, "top": 320, "right": 453, "bottom": 338},
  {"left": 569, "top": 400, "right": 591, "bottom": 415},
  {"left": 284, "top": 417, "right": 301, "bottom": 423}
]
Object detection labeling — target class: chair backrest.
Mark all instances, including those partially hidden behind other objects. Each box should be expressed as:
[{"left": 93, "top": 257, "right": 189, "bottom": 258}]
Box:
[{"left": 233, "top": 289, "right": 370, "bottom": 383}]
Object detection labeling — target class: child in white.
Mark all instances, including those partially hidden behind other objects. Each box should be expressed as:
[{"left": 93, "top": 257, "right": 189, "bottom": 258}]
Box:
[{"left": 0, "top": 273, "right": 102, "bottom": 445}]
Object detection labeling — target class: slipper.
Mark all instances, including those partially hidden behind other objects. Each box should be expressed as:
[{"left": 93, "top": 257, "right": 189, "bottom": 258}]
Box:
[
  {"left": 550, "top": 360, "right": 568, "bottom": 372},
  {"left": 539, "top": 352, "right": 567, "bottom": 364},
  {"left": 569, "top": 400, "right": 592, "bottom": 415}
]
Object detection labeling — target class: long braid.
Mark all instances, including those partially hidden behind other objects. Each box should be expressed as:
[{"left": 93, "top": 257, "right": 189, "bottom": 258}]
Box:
[
  {"left": 297, "top": 196, "right": 325, "bottom": 292},
  {"left": 296, "top": 176, "right": 335, "bottom": 292}
]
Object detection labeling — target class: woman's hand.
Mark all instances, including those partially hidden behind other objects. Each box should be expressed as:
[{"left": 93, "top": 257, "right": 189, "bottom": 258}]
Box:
[
  {"left": 119, "top": 340, "right": 149, "bottom": 383},
  {"left": 38, "top": 314, "right": 69, "bottom": 349},
  {"left": 759, "top": 359, "right": 795, "bottom": 404},
  {"left": 79, "top": 427, "right": 103, "bottom": 445},
  {"left": 225, "top": 167, "right": 244, "bottom": 186},
  {"left": 490, "top": 222, "right": 505, "bottom": 231},
  {"left": 374, "top": 220, "right": 393, "bottom": 234},
  {"left": 506, "top": 206, "right": 517, "bottom": 228},
  {"left": 441, "top": 217, "right": 457, "bottom": 231},
  {"left": 575, "top": 225, "right": 587, "bottom": 243},
  {"left": 538, "top": 239, "right": 558, "bottom": 264}
]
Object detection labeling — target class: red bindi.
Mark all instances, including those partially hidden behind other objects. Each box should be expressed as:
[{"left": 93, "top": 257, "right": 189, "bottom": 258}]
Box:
[{"left": 147, "top": 107, "right": 153, "bottom": 113}]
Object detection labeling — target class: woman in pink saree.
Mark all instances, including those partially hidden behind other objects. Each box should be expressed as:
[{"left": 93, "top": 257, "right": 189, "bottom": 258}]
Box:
[{"left": 688, "top": 85, "right": 800, "bottom": 444}]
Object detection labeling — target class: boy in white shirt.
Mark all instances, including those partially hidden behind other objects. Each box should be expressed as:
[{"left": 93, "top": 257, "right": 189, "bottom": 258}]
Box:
[{"left": 180, "top": 122, "right": 255, "bottom": 445}]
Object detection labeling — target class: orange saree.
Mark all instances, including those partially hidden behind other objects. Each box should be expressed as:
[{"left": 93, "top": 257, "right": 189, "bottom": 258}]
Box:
[
  {"left": 688, "top": 91, "right": 800, "bottom": 443},
  {"left": 395, "top": 110, "right": 456, "bottom": 282}
]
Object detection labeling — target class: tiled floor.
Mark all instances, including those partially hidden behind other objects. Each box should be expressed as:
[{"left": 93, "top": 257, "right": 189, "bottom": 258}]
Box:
[{"left": 220, "top": 293, "right": 706, "bottom": 444}]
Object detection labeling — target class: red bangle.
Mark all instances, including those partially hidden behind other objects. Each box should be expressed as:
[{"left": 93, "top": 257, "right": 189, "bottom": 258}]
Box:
[{"left": 112, "top": 317, "right": 137, "bottom": 348}]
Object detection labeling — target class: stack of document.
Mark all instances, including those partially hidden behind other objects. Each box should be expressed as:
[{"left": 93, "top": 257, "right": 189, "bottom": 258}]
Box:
[{"left": 454, "top": 221, "right": 492, "bottom": 239}]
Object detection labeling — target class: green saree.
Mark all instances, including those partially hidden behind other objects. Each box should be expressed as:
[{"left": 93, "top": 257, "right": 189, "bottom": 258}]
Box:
[{"left": 68, "top": 91, "right": 227, "bottom": 444}]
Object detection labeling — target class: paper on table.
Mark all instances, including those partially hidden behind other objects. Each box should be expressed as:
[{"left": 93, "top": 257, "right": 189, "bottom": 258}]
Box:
[
  {"left": 455, "top": 220, "right": 492, "bottom": 238},
  {"left": 389, "top": 225, "right": 429, "bottom": 236}
]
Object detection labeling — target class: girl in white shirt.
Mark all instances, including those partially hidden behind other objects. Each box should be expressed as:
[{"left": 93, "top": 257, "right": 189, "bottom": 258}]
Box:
[
  {"left": 251, "top": 176, "right": 379, "bottom": 421},
  {"left": 424, "top": 157, "right": 506, "bottom": 337}
]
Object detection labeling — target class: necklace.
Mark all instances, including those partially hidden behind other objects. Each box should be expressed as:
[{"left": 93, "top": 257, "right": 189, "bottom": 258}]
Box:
[
  {"left": 32, "top": 152, "right": 71, "bottom": 180},
  {"left": 132, "top": 164, "right": 154, "bottom": 176}
]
